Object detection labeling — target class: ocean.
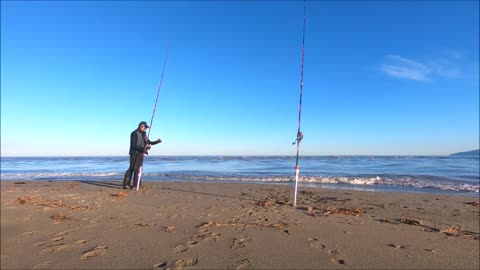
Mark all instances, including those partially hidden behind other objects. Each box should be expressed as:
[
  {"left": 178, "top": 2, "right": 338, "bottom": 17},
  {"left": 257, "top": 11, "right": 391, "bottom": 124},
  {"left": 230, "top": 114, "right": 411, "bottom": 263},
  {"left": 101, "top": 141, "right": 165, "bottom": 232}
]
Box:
[{"left": 1, "top": 156, "right": 478, "bottom": 196}]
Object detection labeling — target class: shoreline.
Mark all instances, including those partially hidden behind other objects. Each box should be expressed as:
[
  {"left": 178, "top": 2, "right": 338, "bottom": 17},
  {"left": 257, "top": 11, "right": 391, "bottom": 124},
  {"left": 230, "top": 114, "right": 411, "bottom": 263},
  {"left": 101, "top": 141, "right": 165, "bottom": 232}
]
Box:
[
  {"left": 2, "top": 180, "right": 479, "bottom": 269},
  {"left": 2, "top": 178, "right": 478, "bottom": 198}
]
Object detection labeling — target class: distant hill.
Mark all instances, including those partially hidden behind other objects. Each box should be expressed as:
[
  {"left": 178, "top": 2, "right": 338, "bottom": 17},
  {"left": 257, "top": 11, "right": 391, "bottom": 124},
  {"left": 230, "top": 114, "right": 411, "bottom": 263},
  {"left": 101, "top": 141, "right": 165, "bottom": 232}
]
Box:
[{"left": 450, "top": 149, "right": 480, "bottom": 157}]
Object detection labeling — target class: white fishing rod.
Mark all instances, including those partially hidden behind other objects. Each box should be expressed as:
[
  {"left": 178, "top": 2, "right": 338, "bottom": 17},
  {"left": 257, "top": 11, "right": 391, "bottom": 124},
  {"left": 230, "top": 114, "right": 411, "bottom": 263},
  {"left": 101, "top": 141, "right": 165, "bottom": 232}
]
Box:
[
  {"left": 136, "top": 48, "right": 169, "bottom": 191},
  {"left": 293, "top": 0, "right": 306, "bottom": 207}
]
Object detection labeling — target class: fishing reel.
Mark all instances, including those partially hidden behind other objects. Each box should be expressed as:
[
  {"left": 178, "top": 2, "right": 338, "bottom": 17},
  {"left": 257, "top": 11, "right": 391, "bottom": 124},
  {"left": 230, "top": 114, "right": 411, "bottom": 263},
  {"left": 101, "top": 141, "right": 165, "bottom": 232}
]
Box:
[
  {"left": 292, "top": 131, "right": 304, "bottom": 145},
  {"left": 144, "top": 145, "right": 152, "bottom": 155}
]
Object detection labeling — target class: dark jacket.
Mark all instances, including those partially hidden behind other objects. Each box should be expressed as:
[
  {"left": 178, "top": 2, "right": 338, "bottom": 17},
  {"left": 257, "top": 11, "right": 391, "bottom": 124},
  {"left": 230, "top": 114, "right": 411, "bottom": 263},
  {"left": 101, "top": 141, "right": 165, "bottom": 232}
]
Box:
[{"left": 129, "top": 129, "right": 160, "bottom": 155}]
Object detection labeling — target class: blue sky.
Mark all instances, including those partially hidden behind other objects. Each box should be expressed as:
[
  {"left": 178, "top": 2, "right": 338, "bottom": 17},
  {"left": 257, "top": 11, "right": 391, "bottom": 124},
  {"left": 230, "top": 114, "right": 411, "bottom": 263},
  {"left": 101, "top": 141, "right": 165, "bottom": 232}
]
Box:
[{"left": 1, "top": 1, "right": 479, "bottom": 156}]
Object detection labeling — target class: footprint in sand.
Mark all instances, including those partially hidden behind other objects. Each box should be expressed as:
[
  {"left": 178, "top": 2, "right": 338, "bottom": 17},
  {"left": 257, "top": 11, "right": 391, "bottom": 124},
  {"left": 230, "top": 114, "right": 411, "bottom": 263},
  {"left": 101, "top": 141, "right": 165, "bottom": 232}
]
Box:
[
  {"left": 173, "top": 241, "right": 198, "bottom": 253},
  {"left": 327, "top": 249, "right": 345, "bottom": 265},
  {"left": 203, "top": 232, "right": 221, "bottom": 243},
  {"left": 236, "top": 258, "right": 252, "bottom": 270},
  {"left": 173, "top": 245, "right": 188, "bottom": 254},
  {"left": 186, "top": 241, "right": 198, "bottom": 247},
  {"left": 197, "top": 226, "right": 209, "bottom": 233},
  {"left": 388, "top": 244, "right": 406, "bottom": 249},
  {"left": 54, "top": 229, "right": 75, "bottom": 237},
  {"left": 203, "top": 236, "right": 216, "bottom": 243},
  {"left": 328, "top": 249, "right": 339, "bottom": 256},
  {"left": 153, "top": 262, "right": 167, "bottom": 269},
  {"left": 40, "top": 244, "right": 71, "bottom": 255},
  {"left": 232, "top": 237, "right": 247, "bottom": 249},
  {"left": 174, "top": 258, "right": 198, "bottom": 268},
  {"left": 81, "top": 246, "right": 108, "bottom": 260},
  {"left": 32, "top": 261, "right": 53, "bottom": 269},
  {"left": 75, "top": 240, "right": 87, "bottom": 244},
  {"left": 50, "top": 237, "right": 64, "bottom": 242},
  {"left": 307, "top": 238, "right": 325, "bottom": 249},
  {"left": 193, "top": 232, "right": 207, "bottom": 239},
  {"left": 331, "top": 259, "right": 345, "bottom": 265},
  {"left": 34, "top": 242, "right": 47, "bottom": 247}
]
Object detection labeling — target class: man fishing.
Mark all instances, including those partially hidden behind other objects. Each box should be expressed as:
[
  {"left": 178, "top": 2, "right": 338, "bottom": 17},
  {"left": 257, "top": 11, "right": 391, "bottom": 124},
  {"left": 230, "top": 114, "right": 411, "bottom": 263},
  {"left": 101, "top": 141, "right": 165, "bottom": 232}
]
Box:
[{"left": 123, "top": 121, "right": 162, "bottom": 190}]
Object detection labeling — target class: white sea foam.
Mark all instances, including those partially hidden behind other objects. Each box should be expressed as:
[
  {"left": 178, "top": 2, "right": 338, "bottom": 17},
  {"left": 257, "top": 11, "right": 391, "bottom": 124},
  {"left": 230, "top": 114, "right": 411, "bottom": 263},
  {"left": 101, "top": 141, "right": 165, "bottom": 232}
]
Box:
[
  {"left": 149, "top": 174, "right": 479, "bottom": 193},
  {"left": 1, "top": 155, "right": 478, "bottom": 194},
  {"left": 1, "top": 172, "right": 477, "bottom": 193}
]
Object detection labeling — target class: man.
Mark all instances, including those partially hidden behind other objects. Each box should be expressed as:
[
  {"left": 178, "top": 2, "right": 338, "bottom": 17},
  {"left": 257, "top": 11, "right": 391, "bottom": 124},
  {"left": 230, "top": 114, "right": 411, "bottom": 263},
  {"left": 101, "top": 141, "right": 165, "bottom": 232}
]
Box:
[{"left": 123, "top": 121, "right": 162, "bottom": 189}]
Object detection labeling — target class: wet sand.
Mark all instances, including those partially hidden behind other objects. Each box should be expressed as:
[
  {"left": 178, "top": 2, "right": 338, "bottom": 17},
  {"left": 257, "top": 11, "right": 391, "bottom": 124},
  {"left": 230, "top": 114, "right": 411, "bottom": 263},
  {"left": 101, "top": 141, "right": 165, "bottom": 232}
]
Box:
[{"left": 1, "top": 180, "right": 479, "bottom": 269}]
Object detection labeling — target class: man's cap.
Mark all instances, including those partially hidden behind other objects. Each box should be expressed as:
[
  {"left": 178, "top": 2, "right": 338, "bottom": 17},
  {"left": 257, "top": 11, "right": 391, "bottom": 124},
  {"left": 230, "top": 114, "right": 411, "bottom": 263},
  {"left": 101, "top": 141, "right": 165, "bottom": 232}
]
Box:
[{"left": 138, "top": 121, "right": 150, "bottom": 128}]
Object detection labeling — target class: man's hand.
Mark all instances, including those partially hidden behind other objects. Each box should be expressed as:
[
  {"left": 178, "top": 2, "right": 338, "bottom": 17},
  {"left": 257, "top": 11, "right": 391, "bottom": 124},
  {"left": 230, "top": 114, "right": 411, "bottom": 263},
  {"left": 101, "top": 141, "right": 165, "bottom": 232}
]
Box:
[
  {"left": 144, "top": 144, "right": 152, "bottom": 155},
  {"left": 156, "top": 138, "right": 162, "bottom": 143}
]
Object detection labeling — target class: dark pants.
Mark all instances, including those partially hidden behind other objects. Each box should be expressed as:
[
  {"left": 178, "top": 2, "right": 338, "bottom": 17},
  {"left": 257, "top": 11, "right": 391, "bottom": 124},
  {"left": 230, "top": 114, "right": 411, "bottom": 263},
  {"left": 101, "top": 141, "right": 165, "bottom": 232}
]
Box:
[{"left": 123, "top": 153, "right": 144, "bottom": 188}]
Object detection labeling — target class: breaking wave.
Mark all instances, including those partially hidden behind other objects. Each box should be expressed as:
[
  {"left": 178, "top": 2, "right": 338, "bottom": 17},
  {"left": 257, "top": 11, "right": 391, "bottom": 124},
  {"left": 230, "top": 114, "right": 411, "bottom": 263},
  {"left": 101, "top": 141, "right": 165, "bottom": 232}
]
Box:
[{"left": 2, "top": 172, "right": 477, "bottom": 193}]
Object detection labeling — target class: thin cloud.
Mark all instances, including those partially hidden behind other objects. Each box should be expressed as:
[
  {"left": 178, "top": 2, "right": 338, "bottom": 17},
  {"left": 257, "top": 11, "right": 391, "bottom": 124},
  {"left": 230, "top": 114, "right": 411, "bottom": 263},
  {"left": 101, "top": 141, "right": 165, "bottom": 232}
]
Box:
[
  {"left": 431, "top": 62, "right": 461, "bottom": 78},
  {"left": 380, "top": 54, "right": 465, "bottom": 82},
  {"left": 381, "top": 55, "right": 432, "bottom": 81},
  {"left": 440, "top": 49, "right": 465, "bottom": 60},
  {"left": 429, "top": 53, "right": 462, "bottom": 79}
]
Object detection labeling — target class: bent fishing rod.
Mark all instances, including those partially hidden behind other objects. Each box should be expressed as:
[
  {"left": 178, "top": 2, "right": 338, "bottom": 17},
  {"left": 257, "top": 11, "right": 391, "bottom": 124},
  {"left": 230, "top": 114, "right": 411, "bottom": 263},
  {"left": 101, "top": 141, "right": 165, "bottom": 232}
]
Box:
[
  {"left": 136, "top": 49, "right": 169, "bottom": 191},
  {"left": 293, "top": 0, "right": 306, "bottom": 208}
]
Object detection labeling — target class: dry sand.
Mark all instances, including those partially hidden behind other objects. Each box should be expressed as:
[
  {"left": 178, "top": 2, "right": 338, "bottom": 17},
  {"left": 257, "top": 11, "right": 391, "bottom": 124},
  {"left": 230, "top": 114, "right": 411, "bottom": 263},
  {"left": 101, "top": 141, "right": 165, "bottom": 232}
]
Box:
[{"left": 1, "top": 180, "right": 479, "bottom": 269}]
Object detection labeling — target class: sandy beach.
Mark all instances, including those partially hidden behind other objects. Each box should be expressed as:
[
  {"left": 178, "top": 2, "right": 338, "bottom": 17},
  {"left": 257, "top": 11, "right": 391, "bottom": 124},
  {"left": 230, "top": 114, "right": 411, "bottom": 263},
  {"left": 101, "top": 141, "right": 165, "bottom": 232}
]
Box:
[{"left": 1, "top": 180, "right": 479, "bottom": 269}]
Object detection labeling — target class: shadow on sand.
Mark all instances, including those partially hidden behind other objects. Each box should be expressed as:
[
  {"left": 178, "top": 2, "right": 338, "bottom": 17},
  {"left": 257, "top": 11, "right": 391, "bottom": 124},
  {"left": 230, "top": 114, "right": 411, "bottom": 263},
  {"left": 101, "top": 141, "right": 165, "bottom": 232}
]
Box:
[{"left": 75, "top": 180, "right": 124, "bottom": 189}]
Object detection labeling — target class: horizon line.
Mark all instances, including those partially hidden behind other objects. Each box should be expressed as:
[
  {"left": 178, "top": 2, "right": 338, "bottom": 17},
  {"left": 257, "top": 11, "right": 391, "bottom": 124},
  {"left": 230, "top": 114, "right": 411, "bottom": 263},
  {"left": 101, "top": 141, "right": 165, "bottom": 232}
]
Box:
[{"left": 2, "top": 153, "right": 478, "bottom": 158}]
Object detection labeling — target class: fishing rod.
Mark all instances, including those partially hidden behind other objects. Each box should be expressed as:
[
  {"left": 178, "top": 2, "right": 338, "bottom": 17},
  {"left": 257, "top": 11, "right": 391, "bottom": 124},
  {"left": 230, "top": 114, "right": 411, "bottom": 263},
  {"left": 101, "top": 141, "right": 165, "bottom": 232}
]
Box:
[
  {"left": 293, "top": 0, "right": 306, "bottom": 208},
  {"left": 136, "top": 48, "right": 170, "bottom": 191},
  {"left": 148, "top": 49, "right": 169, "bottom": 139}
]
